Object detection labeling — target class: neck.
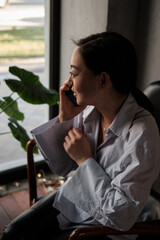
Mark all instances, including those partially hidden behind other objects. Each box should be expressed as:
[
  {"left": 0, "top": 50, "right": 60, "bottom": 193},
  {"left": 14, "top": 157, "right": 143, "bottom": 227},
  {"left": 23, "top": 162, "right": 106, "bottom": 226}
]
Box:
[{"left": 97, "top": 93, "right": 128, "bottom": 130}]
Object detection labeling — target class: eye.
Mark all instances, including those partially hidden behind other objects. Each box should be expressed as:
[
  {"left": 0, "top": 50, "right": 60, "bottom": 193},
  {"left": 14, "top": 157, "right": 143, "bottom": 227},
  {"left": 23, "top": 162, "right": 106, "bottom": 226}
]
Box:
[{"left": 69, "top": 71, "right": 77, "bottom": 77}]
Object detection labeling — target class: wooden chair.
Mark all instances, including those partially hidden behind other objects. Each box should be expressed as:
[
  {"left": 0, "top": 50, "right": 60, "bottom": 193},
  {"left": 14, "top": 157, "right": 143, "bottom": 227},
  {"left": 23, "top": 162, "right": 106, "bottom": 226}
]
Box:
[
  {"left": 27, "top": 138, "right": 37, "bottom": 206},
  {"left": 68, "top": 220, "right": 160, "bottom": 239},
  {"left": 27, "top": 139, "right": 60, "bottom": 206}
]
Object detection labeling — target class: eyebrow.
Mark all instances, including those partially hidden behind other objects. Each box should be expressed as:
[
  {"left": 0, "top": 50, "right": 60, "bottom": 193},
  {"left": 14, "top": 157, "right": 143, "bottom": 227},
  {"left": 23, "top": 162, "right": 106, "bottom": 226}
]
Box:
[{"left": 70, "top": 65, "right": 80, "bottom": 70}]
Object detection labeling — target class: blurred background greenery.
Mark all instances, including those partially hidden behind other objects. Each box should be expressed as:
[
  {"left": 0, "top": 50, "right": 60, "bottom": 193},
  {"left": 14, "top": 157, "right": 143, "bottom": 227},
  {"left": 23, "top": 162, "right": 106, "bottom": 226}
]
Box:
[{"left": 0, "top": 27, "right": 44, "bottom": 61}]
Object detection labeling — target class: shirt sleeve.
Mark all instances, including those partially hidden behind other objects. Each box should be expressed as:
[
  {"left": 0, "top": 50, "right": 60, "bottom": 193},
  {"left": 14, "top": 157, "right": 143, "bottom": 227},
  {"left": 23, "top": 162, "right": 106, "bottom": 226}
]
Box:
[
  {"left": 60, "top": 141, "right": 160, "bottom": 231},
  {"left": 31, "top": 116, "right": 78, "bottom": 176}
]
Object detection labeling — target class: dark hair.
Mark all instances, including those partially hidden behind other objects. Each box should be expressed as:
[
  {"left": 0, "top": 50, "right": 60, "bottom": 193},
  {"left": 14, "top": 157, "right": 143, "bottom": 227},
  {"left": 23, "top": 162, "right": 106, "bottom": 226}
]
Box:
[{"left": 74, "top": 32, "right": 155, "bottom": 116}]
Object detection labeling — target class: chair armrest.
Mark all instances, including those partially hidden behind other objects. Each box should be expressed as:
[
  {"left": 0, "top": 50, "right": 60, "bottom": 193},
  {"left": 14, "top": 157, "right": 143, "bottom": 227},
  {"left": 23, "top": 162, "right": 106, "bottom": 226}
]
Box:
[
  {"left": 27, "top": 139, "right": 37, "bottom": 206},
  {"left": 69, "top": 220, "right": 160, "bottom": 240}
]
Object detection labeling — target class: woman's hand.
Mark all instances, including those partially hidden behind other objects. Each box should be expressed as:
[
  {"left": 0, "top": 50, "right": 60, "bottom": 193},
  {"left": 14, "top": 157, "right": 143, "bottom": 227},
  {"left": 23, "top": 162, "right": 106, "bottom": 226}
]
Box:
[
  {"left": 63, "top": 128, "right": 92, "bottom": 166},
  {"left": 58, "top": 81, "right": 86, "bottom": 122}
]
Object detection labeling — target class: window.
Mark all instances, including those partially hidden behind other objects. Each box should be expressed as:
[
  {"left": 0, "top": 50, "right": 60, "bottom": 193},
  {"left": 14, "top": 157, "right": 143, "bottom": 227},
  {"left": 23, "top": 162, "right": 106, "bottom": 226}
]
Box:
[{"left": 0, "top": 0, "right": 47, "bottom": 172}]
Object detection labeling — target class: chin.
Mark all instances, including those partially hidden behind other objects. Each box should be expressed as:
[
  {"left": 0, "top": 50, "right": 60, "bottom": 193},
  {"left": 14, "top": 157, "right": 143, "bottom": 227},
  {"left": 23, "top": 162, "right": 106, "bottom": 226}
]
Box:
[
  {"left": 77, "top": 99, "right": 85, "bottom": 106},
  {"left": 77, "top": 96, "right": 89, "bottom": 106}
]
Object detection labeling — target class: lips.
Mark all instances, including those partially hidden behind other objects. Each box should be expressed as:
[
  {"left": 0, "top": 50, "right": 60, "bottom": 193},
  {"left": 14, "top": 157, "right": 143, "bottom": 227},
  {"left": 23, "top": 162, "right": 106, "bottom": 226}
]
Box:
[{"left": 72, "top": 89, "right": 76, "bottom": 97}]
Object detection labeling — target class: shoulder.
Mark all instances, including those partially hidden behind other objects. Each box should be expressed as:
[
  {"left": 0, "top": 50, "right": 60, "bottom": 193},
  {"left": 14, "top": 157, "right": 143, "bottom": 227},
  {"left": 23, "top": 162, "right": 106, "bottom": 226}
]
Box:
[{"left": 128, "top": 107, "right": 159, "bottom": 148}]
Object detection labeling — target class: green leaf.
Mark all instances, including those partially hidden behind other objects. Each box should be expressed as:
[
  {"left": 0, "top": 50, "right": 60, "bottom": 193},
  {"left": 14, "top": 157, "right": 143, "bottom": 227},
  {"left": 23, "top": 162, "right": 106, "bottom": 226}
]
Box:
[
  {"left": 5, "top": 66, "right": 59, "bottom": 105},
  {"left": 0, "top": 96, "right": 24, "bottom": 120},
  {"left": 8, "top": 118, "right": 38, "bottom": 153},
  {"left": 8, "top": 118, "right": 30, "bottom": 151}
]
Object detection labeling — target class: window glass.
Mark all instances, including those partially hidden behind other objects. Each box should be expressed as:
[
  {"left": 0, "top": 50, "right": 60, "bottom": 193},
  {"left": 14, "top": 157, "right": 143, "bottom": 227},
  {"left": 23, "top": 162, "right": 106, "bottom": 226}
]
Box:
[{"left": 0, "top": 0, "right": 47, "bottom": 171}]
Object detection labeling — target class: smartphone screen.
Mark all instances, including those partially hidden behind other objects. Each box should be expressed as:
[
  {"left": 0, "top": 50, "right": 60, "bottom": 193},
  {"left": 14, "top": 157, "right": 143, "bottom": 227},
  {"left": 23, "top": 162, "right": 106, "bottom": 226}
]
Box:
[{"left": 65, "top": 86, "right": 78, "bottom": 106}]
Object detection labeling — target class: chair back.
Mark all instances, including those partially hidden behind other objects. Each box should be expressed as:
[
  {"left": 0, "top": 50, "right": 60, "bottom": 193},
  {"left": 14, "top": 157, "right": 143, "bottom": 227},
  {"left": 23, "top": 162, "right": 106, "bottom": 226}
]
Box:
[
  {"left": 144, "top": 81, "right": 160, "bottom": 131},
  {"left": 144, "top": 81, "right": 160, "bottom": 202}
]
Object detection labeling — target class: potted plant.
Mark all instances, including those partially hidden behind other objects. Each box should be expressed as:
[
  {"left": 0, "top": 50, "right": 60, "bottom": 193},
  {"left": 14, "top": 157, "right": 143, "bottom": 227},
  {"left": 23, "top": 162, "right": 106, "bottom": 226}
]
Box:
[{"left": 0, "top": 66, "right": 59, "bottom": 153}]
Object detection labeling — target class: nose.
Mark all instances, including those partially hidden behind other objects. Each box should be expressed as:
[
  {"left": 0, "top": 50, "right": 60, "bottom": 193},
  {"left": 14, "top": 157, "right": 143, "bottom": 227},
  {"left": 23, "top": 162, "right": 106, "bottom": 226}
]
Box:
[{"left": 68, "top": 75, "right": 73, "bottom": 87}]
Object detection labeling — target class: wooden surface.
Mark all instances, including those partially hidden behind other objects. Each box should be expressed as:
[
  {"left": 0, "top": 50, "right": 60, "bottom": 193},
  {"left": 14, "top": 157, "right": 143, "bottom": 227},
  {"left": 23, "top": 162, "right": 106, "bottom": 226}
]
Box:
[{"left": 0, "top": 185, "right": 47, "bottom": 237}]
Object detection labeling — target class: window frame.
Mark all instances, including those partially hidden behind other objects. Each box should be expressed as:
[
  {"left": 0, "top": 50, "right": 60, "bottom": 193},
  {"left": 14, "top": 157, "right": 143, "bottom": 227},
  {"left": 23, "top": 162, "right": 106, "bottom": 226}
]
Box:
[{"left": 0, "top": 0, "right": 61, "bottom": 184}]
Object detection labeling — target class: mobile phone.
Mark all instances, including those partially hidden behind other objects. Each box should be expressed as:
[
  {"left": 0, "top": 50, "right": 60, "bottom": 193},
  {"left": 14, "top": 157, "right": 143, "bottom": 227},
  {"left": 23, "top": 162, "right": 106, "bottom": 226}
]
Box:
[{"left": 65, "top": 85, "right": 78, "bottom": 106}]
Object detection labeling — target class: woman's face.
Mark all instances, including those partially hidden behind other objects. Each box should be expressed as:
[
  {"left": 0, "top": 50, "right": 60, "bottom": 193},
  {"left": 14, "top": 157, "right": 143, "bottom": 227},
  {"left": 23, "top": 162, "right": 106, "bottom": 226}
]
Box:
[{"left": 68, "top": 47, "right": 100, "bottom": 106}]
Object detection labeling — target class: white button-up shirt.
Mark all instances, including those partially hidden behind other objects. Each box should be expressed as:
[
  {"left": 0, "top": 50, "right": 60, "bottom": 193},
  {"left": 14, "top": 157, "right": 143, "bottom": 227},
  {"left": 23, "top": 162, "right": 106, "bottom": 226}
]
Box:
[{"left": 31, "top": 94, "right": 160, "bottom": 239}]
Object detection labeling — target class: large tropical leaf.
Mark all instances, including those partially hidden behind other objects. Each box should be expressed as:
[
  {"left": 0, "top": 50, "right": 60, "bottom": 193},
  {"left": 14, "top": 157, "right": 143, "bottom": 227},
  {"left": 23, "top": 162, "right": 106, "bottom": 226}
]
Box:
[
  {"left": 8, "top": 118, "right": 38, "bottom": 153},
  {"left": 0, "top": 96, "right": 24, "bottom": 120},
  {"left": 5, "top": 66, "right": 59, "bottom": 105}
]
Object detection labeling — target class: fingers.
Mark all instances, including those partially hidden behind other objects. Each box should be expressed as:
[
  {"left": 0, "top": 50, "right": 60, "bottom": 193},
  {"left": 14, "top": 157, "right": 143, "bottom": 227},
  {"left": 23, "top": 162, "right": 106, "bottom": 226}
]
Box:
[
  {"left": 64, "top": 128, "right": 82, "bottom": 152},
  {"left": 60, "top": 78, "right": 73, "bottom": 91},
  {"left": 64, "top": 128, "right": 82, "bottom": 145},
  {"left": 63, "top": 128, "right": 92, "bottom": 166},
  {"left": 60, "top": 81, "right": 70, "bottom": 93},
  {"left": 58, "top": 80, "right": 87, "bottom": 122},
  {"left": 69, "top": 128, "right": 82, "bottom": 136}
]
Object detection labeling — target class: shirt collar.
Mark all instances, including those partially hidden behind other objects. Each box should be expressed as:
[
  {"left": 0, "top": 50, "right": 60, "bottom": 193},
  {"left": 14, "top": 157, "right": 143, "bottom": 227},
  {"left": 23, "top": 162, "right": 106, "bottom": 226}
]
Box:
[
  {"left": 82, "top": 94, "right": 140, "bottom": 141},
  {"left": 82, "top": 105, "right": 99, "bottom": 123},
  {"left": 108, "top": 94, "right": 140, "bottom": 141}
]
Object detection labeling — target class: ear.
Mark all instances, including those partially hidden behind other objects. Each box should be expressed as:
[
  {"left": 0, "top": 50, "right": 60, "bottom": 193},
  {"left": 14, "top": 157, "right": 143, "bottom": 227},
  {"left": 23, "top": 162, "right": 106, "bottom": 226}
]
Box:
[{"left": 100, "top": 72, "right": 110, "bottom": 89}]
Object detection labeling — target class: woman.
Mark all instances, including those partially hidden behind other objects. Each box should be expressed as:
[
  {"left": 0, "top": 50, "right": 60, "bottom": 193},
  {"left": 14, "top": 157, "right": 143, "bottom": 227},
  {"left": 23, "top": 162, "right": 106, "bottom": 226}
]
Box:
[{"left": 31, "top": 32, "right": 160, "bottom": 240}]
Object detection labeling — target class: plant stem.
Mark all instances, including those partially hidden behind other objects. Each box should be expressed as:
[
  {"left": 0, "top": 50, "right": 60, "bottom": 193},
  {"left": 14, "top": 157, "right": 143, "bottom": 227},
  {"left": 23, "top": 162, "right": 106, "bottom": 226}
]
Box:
[{"left": 0, "top": 132, "right": 11, "bottom": 135}]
